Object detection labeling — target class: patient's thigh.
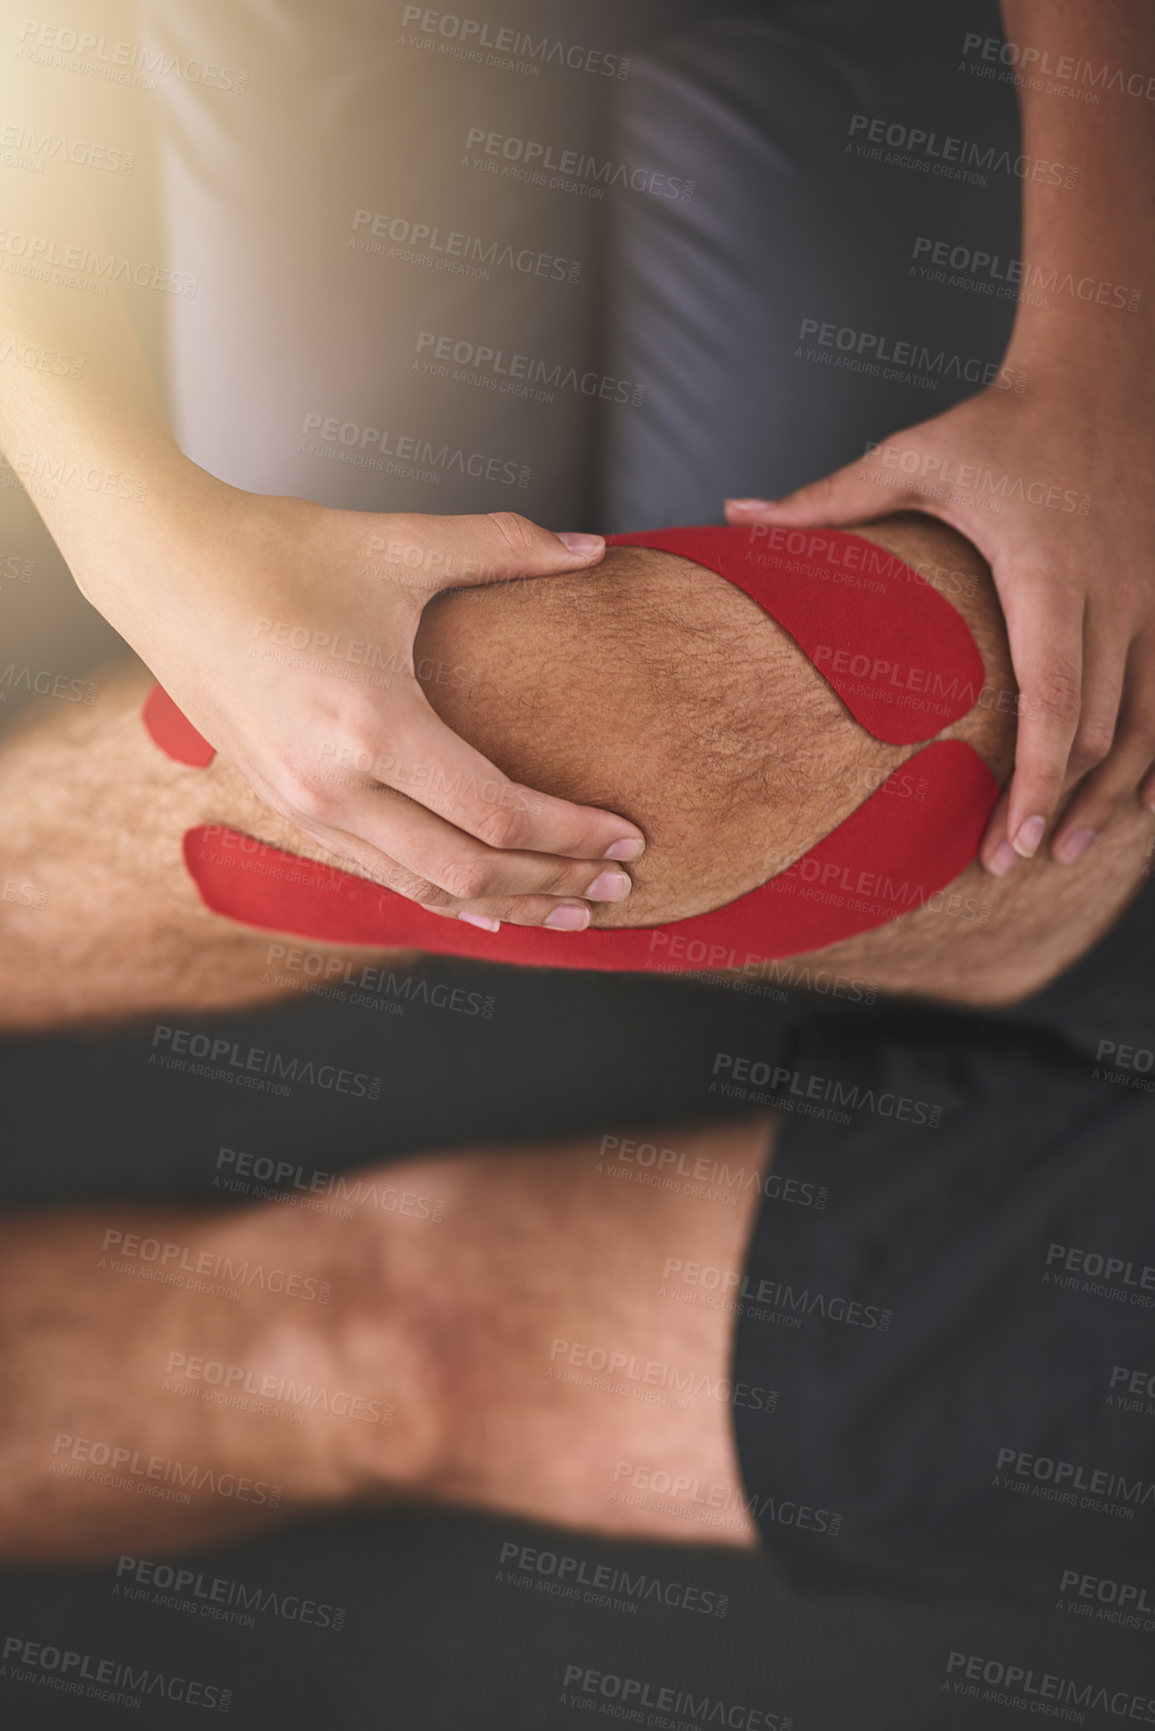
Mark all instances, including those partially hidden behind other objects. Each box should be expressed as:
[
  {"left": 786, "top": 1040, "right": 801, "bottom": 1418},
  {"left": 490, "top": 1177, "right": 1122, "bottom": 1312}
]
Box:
[{"left": 0, "top": 660, "right": 416, "bottom": 1030}]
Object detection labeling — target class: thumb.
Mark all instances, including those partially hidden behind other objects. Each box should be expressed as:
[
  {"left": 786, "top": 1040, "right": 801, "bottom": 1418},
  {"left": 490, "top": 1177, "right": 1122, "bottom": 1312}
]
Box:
[
  {"left": 725, "top": 458, "right": 902, "bottom": 529},
  {"left": 403, "top": 510, "right": 605, "bottom": 595}
]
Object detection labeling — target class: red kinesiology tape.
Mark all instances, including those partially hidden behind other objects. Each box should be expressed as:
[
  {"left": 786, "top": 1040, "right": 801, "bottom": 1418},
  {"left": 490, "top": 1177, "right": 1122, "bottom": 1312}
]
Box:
[{"left": 144, "top": 525, "right": 999, "bottom": 971}]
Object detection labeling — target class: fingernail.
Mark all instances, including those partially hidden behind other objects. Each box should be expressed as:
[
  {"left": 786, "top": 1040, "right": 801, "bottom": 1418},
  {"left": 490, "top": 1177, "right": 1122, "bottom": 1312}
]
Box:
[
  {"left": 1057, "top": 827, "right": 1096, "bottom": 865},
  {"left": 604, "top": 837, "right": 645, "bottom": 863},
  {"left": 585, "top": 869, "right": 631, "bottom": 903},
  {"left": 725, "top": 498, "right": 775, "bottom": 511},
  {"left": 1012, "top": 814, "right": 1046, "bottom": 858},
  {"left": 556, "top": 532, "right": 605, "bottom": 554},
  {"left": 459, "top": 912, "right": 500, "bottom": 932},
  {"left": 545, "top": 904, "right": 591, "bottom": 931},
  {"left": 988, "top": 841, "right": 1019, "bottom": 877}
]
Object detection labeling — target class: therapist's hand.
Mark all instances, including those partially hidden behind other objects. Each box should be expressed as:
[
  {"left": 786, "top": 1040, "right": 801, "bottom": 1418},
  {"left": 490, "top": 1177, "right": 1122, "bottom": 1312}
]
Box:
[
  {"left": 83, "top": 476, "right": 644, "bottom": 930},
  {"left": 725, "top": 373, "right": 1155, "bottom": 874}
]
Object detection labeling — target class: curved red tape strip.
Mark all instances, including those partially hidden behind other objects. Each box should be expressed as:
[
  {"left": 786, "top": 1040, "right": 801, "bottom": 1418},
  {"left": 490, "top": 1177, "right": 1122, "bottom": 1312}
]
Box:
[
  {"left": 145, "top": 525, "right": 999, "bottom": 969},
  {"left": 184, "top": 740, "right": 994, "bottom": 969}
]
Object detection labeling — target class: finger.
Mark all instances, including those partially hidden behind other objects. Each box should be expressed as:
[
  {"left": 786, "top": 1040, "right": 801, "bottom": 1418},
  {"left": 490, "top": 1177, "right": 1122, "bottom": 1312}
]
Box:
[
  {"left": 1052, "top": 641, "right": 1155, "bottom": 862},
  {"left": 285, "top": 809, "right": 609, "bottom": 932},
  {"left": 379, "top": 510, "right": 606, "bottom": 595},
  {"left": 276, "top": 803, "right": 607, "bottom": 933},
  {"left": 997, "top": 578, "right": 1085, "bottom": 857},
  {"left": 724, "top": 457, "right": 918, "bottom": 529},
  {"left": 231, "top": 764, "right": 606, "bottom": 929},
  {"left": 977, "top": 784, "right": 1020, "bottom": 877},
  {"left": 297, "top": 780, "right": 636, "bottom": 915},
  {"left": 1064, "top": 613, "right": 1127, "bottom": 782},
  {"left": 332, "top": 692, "right": 644, "bottom": 862}
]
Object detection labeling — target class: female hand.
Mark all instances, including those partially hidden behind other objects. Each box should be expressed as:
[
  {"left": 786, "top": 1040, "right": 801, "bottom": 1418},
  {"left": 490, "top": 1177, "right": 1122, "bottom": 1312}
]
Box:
[
  {"left": 725, "top": 371, "right": 1155, "bottom": 874},
  {"left": 82, "top": 471, "right": 644, "bottom": 930}
]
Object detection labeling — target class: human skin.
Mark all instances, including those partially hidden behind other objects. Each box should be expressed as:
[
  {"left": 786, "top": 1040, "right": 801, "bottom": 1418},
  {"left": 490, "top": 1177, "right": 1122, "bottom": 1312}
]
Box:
[
  {"left": 0, "top": 1118, "right": 773, "bottom": 1561},
  {"left": 0, "top": 119, "right": 639, "bottom": 921},
  {"left": 1, "top": 513, "right": 1153, "bottom": 1029},
  {"left": 7, "top": 10, "right": 1154, "bottom": 906},
  {"left": 730, "top": 1, "right": 1155, "bottom": 870}
]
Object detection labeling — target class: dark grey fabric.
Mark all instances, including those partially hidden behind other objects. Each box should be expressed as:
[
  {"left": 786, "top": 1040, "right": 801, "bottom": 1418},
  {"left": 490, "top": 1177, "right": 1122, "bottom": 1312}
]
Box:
[{"left": 734, "top": 1017, "right": 1155, "bottom": 1600}]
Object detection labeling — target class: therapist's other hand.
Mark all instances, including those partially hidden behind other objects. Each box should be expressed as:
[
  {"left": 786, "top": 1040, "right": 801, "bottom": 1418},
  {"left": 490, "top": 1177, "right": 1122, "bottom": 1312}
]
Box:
[
  {"left": 725, "top": 379, "right": 1155, "bottom": 874},
  {"left": 87, "top": 480, "right": 644, "bottom": 929}
]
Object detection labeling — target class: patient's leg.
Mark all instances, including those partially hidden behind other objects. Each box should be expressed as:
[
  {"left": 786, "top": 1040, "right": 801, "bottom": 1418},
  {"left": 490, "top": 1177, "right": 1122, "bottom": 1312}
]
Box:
[
  {"left": 4, "top": 516, "right": 1146, "bottom": 1026},
  {"left": 0, "top": 535, "right": 899, "bottom": 1030},
  {"left": 0, "top": 1118, "right": 772, "bottom": 1560},
  {"left": 0, "top": 656, "right": 416, "bottom": 1029}
]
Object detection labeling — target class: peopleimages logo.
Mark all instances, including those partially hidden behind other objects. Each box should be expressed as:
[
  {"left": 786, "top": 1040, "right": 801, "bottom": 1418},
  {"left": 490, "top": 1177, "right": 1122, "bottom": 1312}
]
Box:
[
  {"left": 414, "top": 330, "right": 644, "bottom": 406},
  {"left": 1, "top": 1633, "right": 230, "bottom": 1713},
  {"left": 496, "top": 1542, "right": 728, "bottom": 1617},
  {"left": 847, "top": 113, "right": 1077, "bottom": 186},
  {"left": 351, "top": 208, "right": 582, "bottom": 284},
  {"left": 711, "top": 1053, "right": 941, "bottom": 1127},
  {"left": 960, "top": 32, "right": 1155, "bottom": 102},
  {"left": 462, "top": 127, "right": 693, "bottom": 201},
  {"left": 560, "top": 1662, "right": 792, "bottom": 1729},
  {"left": 945, "top": 1651, "right": 1155, "bottom": 1721},
  {"left": 1059, "top": 1567, "right": 1155, "bottom": 1620},
  {"left": 16, "top": 19, "right": 249, "bottom": 93},
  {"left": 661, "top": 1257, "right": 891, "bottom": 1333},
  {"left": 103, "top": 1230, "right": 330, "bottom": 1304},
  {"left": 598, "top": 1134, "right": 828, "bottom": 1208},
  {"left": 911, "top": 236, "right": 1141, "bottom": 309},
  {"left": 299, "top": 412, "right": 530, "bottom": 487},
  {"left": 115, "top": 1554, "right": 346, "bottom": 1632},
  {"left": 51, "top": 1432, "right": 281, "bottom": 1509},
  {"left": 797, "top": 317, "right": 1025, "bottom": 392},
  {"left": 611, "top": 1459, "right": 841, "bottom": 1538},
  {"left": 149, "top": 1025, "right": 382, "bottom": 1101},
  {"left": 165, "top": 1353, "right": 393, "bottom": 1426},
  {"left": 1044, "top": 1240, "right": 1155, "bottom": 1302},
  {"left": 400, "top": 8, "right": 631, "bottom": 79},
  {"left": 994, "top": 1445, "right": 1155, "bottom": 1518}
]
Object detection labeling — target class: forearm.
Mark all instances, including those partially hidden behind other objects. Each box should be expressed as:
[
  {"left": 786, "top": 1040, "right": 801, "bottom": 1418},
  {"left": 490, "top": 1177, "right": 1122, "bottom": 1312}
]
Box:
[
  {"left": 0, "top": 69, "right": 219, "bottom": 628},
  {"left": 999, "top": 0, "right": 1155, "bottom": 375}
]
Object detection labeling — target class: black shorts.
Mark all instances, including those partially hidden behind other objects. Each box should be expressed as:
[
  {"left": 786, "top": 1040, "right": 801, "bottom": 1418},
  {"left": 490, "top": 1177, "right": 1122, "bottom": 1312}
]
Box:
[{"left": 732, "top": 1013, "right": 1155, "bottom": 1603}]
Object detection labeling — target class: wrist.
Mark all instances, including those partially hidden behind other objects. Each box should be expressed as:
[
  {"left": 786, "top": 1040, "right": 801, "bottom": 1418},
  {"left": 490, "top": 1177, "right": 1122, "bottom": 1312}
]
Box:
[
  {"left": 61, "top": 462, "right": 266, "bottom": 674},
  {"left": 1004, "top": 300, "right": 1155, "bottom": 399},
  {"left": 43, "top": 444, "right": 226, "bottom": 605}
]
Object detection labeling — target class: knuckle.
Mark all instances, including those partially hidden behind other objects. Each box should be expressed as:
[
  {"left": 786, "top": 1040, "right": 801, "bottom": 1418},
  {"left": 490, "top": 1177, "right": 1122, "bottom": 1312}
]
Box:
[
  {"left": 501, "top": 900, "right": 547, "bottom": 927},
  {"left": 808, "top": 473, "right": 841, "bottom": 506},
  {"left": 339, "top": 717, "right": 390, "bottom": 765},
  {"left": 485, "top": 511, "right": 538, "bottom": 559},
  {"left": 541, "top": 864, "right": 582, "bottom": 897},
  {"left": 437, "top": 857, "right": 499, "bottom": 902},
  {"left": 1023, "top": 664, "right": 1081, "bottom": 729},
  {"left": 1073, "top": 737, "right": 1115, "bottom": 772},
  {"left": 1070, "top": 723, "right": 1115, "bottom": 771},
  {"left": 471, "top": 798, "right": 527, "bottom": 851},
  {"left": 279, "top": 772, "right": 335, "bottom": 823},
  {"left": 393, "top": 871, "right": 451, "bottom": 911}
]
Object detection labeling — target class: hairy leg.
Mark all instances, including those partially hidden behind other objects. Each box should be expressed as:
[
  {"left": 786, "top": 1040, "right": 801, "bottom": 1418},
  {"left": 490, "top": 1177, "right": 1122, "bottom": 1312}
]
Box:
[
  {"left": 0, "top": 526, "right": 949, "bottom": 1029},
  {"left": 0, "top": 657, "right": 422, "bottom": 1029},
  {"left": 0, "top": 1117, "right": 773, "bottom": 1561},
  {"left": 409, "top": 1117, "right": 773, "bottom": 1546},
  {"left": 0, "top": 536, "right": 862, "bottom": 1029},
  {"left": 0, "top": 1177, "right": 441, "bottom": 1559},
  {"left": 6, "top": 515, "right": 1125, "bottom": 1022}
]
